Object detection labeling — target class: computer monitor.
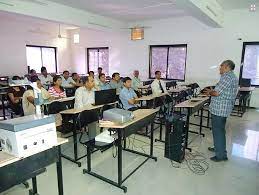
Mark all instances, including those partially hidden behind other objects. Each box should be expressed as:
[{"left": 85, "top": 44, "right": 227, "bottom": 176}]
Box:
[
  {"left": 143, "top": 80, "right": 153, "bottom": 86},
  {"left": 94, "top": 89, "right": 117, "bottom": 105},
  {"left": 166, "top": 81, "right": 177, "bottom": 89},
  {"left": 240, "top": 78, "right": 251, "bottom": 87}
]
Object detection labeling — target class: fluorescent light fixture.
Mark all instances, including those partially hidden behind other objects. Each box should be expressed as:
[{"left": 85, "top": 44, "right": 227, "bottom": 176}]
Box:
[
  {"left": 73, "top": 34, "right": 79, "bottom": 44},
  {"left": 250, "top": 4, "right": 256, "bottom": 12}
]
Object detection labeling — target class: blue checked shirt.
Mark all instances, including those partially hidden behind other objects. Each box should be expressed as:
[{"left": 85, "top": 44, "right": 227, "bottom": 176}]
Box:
[
  {"left": 119, "top": 87, "right": 137, "bottom": 110},
  {"left": 209, "top": 71, "right": 238, "bottom": 117}
]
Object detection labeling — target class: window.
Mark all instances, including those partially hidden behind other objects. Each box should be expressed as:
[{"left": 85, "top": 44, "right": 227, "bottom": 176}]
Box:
[
  {"left": 240, "top": 42, "right": 259, "bottom": 86},
  {"left": 26, "top": 45, "right": 57, "bottom": 73},
  {"left": 87, "top": 47, "right": 109, "bottom": 75},
  {"left": 149, "top": 45, "right": 187, "bottom": 80}
]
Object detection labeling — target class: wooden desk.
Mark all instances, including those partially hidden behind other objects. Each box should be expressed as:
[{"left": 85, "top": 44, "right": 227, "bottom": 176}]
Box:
[
  {"left": 239, "top": 87, "right": 255, "bottom": 92},
  {"left": 84, "top": 109, "right": 158, "bottom": 193},
  {"left": 168, "top": 86, "right": 189, "bottom": 94},
  {"left": 43, "top": 96, "right": 75, "bottom": 105},
  {"left": 136, "top": 93, "right": 168, "bottom": 101},
  {"left": 175, "top": 97, "right": 209, "bottom": 151},
  {"left": 0, "top": 137, "right": 68, "bottom": 195}
]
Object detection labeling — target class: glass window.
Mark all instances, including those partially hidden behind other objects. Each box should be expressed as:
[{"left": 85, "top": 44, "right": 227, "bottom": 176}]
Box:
[
  {"left": 26, "top": 45, "right": 57, "bottom": 73},
  {"left": 87, "top": 47, "right": 109, "bottom": 75},
  {"left": 241, "top": 42, "right": 259, "bottom": 86},
  {"left": 149, "top": 45, "right": 187, "bottom": 80}
]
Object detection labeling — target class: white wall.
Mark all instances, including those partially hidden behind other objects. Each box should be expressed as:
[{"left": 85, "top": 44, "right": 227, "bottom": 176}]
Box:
[
  {"left": 70, "top": 9, "right": 259, "bottom": 106},
  {"left": 0, "top": 13, "right": 71, "bottom": 76}
]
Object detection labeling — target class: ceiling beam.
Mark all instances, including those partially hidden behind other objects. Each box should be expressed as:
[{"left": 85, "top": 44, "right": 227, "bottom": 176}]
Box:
[
  {"left": 176, "top": 0, "right": 224, "bottom": 27},
  {"left": 0, "top": 0, "right": 125, "bottom": 29}
]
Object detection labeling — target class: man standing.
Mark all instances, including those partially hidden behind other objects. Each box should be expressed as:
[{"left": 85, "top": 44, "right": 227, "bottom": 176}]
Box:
[
  {"left": 204, "top": 60, "right": 238, "bottom": 162},
  {"left": 151, "top": 71, "right": 167, "bottom": 95}
]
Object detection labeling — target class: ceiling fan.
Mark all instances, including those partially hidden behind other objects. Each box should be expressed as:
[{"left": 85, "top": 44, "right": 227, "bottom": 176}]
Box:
[{"left": 56, "top": 24, "right": 70, "bottom": 39}]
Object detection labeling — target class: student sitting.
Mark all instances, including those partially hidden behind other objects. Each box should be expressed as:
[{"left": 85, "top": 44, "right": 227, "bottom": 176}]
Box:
[
  {"left": 22, "top": 78, "right": 51, "bottom": 116},
  {"left": 98, "top": 73, "right": 110, "bottom": 90},
  {"left": 119, "top": 77, "right": 139, "bottom": 111},
  {"left": 110, "top": 72, "right": 123, "bottom": 94},
  {"left": 61, "top": 70, "right": 76, "bottom": 88},
  {"left": 74, "top": 76, "right": 100, "bottom": 140},
  {"left": 151, "top": 70, "right": 167, "bottom": 95},
  {"left": 38, "top": 67, "right": 53, "bottom": 88},
  {"left": 28, "top": 69, "right": 38, "bottom": 82},
  {"left": 7, "top": 76, "right": 25, "bottom": 115},
  {"left": 48, "top": 76, "right": 66, "bottom": 99},
  {"left": 72, "top": 72, "right": 83, "bottom": 87}
]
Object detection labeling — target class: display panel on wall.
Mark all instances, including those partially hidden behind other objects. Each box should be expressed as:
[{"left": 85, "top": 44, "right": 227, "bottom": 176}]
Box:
[
  {"left": 240, "top": 42, "right": 259, "bottom": 86},
  {"left": 87, "top": 47, "right": 109, "bottom": 75},
  {"left": 149, "top": 44, "right": 187, "bottom": 81},
  {"left": 26, "top": 45, "right": 57, "bottom": 73}
]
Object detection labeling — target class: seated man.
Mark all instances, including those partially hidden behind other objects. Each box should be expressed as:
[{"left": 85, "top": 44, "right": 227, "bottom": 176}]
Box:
[
  {"left": 110, "top": 72, "right": 123, "bottom": 94},
  {"left": 119, "top": 77, "right": 139, "bottom": 111},
  {"left": 61, "top": 70, "right": 76, "bottom": 88},
  {"left": 98, "top": 73, "right": 110, "bottom": 90},
  {"left": 74, "top": 76, "right": 100, "bottom": 139},
  {"left": 151, "top": 70, "right": 167, "bottom": 95},
  {"left": 22, "top": 78, "right": 51, "bottom": 116},
  {"left": 38, "top": 67, "right": 53, "bottom": 88},
  {"left": 72, "top": 72, "right": 83, "bottom": 87}
]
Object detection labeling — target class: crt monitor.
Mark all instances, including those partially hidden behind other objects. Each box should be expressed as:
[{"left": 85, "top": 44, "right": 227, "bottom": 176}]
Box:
[
  {"left": 94, "top": 89, "right": 117, "bottom": 105},
  {"left": 166, "top": 81, "right": 177, "bottom": 89},
  {"left": 240, "top": 78, "right": 251, "bottom": 87}
]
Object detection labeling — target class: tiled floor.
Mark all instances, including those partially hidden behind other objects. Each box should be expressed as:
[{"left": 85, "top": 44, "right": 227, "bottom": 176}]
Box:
[{"left": 1, "top": 109, "right": 259, "bottom": 195}]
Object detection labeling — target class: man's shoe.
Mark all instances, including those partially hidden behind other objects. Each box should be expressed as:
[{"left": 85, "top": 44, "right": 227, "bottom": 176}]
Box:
[
  {"left": 210, "top": 156, "right": 228, "bottom": 162},
  {"left": 208, "top": 147, "right": 215, "bottom": 152}
]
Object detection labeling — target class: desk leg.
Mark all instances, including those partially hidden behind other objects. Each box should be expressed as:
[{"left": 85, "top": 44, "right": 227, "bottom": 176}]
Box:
[
  {"left": 56, "top": 146, "right": 64, "bottom": 195},
  {"left": 2, "top": 96, "right": 6, "bottom": 120},
  {"left": 150, "top": 123, "right": 156, "bottom": 160},
  {"left": 29, "top": 177, "right": 38, "bottom": 195},
  {"left": 199, "top": 108, "right": 203, "bottom": 135},
  {"left": 117, "top": 130, "right": 122, "bottom": 186},
  {"left": 72, "top": 117, "right": 78, "bottom": 161},
  {"left": 87, "top": 143, "right": 91, "bottom": 172},
  {"left": 61, "top": 116, "right": 81, "bottom": 167}
]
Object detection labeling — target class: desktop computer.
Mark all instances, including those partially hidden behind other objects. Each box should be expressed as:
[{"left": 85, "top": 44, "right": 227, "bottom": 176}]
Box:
[{"left": 164, "top": 116, "right": 187, "bottom": 163}]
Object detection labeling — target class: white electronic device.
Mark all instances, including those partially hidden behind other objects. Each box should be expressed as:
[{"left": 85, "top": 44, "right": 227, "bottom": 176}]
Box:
[{"left": 0, "top": 115, "right": 57, "bottom": 158}]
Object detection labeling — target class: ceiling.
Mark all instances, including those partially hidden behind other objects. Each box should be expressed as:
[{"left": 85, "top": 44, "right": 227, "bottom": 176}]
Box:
[
  {"left": 217, "top": 0, "right": 259, "bottom": 10},
  {"left": 48, "top": 0, "right": 187, "bottom": 21}
]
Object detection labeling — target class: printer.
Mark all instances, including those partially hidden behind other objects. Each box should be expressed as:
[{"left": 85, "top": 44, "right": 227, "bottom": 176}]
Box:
[
  {"left": 103, "top": 108, "right": 134, "bottom": 124},
  {"left": 0, "top": 115, "right": 57, "bottom": 158}
]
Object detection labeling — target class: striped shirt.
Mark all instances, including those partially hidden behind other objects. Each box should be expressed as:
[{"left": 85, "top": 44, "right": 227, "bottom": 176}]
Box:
[
  {"left": 209, "top": 71, "right": 238, "bottom": 117},
  {"left": 48, "top": 86, "right": 66, "bottom": 98}
]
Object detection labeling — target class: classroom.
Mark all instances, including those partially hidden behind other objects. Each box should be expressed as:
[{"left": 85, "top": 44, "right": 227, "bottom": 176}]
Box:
[{"left": 0, "top": 1, "right": 258, "bottom": 195}]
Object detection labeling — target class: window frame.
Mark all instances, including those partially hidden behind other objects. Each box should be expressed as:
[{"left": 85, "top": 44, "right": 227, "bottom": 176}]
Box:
[
  {"left": 86, "top": 47, "right": 109, "bottom": 73},
  {"left": 26, "top": 45, "right": 58, "bottom": 73},
  {"left": 240, "top": 42, "right": 259, "bottom": 87},
  {"left": 149, "top": 44, "right": 187, "bottom": 81}
]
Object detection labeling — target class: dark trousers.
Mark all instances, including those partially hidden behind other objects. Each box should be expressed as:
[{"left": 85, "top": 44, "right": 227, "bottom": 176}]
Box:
[{"left": 211, "top": 114, "right": 227, "bottom": 159}]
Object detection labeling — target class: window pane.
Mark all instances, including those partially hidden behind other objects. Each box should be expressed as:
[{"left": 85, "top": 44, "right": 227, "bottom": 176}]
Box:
[
  {"left": 168, "top": 46, "right": 187, "bottom": 80},
  {"left": 150, "top": 47, "right": 168, "bottom": 78},
  {"left": 98, "top": 49, "right": 109, "bottom": 75},
  {"left": 42, "top": 47, "right": 56, "bottom": 73},
  {"left": 26, "top": 47, "right": 42, "bottom": 73},
  {"left": 88, "top": 49, "right": 99, "bottom": 73},
  {"left": 242, "top": 45, "right": 259, "bottom": 85}
]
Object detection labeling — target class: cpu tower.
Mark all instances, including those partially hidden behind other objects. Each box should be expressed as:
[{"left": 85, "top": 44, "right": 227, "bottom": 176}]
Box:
[{"left": 164, "top": 118, "right": 187, "bottom": 163}]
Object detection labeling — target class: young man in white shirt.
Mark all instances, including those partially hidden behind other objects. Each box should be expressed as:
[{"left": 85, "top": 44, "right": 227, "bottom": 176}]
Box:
[
  {"left": 61, "top": 70, "right": 76, "bottom": 88},
  {"left": 38, "top": 67, "right": 53, "bottom": 88},
  {"left": 74, "top": 76, "right": 99, "bottom": 140},
  {"left": 151, "top": 71, "right": 167, "bottom": 95}
]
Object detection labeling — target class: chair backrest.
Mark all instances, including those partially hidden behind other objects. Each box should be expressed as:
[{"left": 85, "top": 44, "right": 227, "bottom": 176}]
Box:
[{"left": 48, "top": 101, "right": 68, "bottom": 114}]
